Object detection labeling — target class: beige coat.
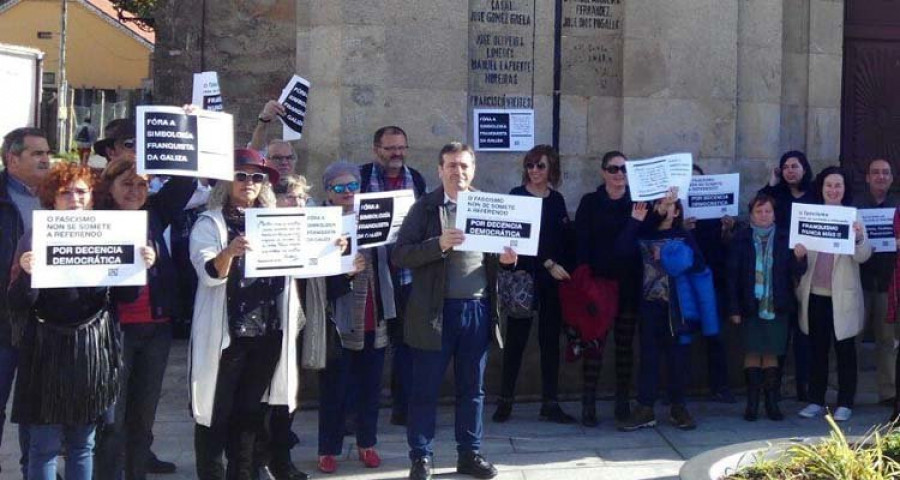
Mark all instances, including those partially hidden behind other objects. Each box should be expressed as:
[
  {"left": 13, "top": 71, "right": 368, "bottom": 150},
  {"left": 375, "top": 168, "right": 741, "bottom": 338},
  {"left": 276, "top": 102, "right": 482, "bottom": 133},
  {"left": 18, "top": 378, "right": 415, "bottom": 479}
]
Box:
[{"left": 796, "top": 235, "right": 873, "bottom": 341}]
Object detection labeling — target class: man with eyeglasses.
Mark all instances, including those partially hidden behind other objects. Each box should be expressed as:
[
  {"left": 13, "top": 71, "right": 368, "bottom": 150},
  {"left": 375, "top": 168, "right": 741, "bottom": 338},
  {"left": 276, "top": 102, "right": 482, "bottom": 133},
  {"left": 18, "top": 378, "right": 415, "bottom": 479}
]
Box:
[
  {"left": 856, "top": 158, "right": 899, "bottom": 409},
  {"left": 0, "top": 127, "right": 51, "bottom": 475},
  {"left": 249, "top": 101, "right": 301, "bottom": 176},
  {"left": 393, "top": 142, "right": 516, "bottom": 480},
  {"left": 360, "top": 126, "right": 427, "bottom": 428},
  {"left": 94, "top": 118, "right": 137, "bottom": 163}
]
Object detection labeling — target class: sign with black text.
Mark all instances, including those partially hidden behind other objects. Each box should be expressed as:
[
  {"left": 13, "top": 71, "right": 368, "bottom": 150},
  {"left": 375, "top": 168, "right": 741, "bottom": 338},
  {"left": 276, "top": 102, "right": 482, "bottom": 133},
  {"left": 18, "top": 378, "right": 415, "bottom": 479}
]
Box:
[
  {"left": 860, "top": 208, "right": 895, "bottom": 253},
  {"left": 31, "top": 210, "right": 148, "bottom": 288},
  {"left": 789, "top": 203, "right": 858, "bottom": 255},
  {"left": 473, "top": 109, "right": 535, "bottom": 151},
  {"left": 455, "top": 191, "right": 542, "bottom": 255},
  {"left": 244, "top": 207, "right": 343, "bottom": 278},
  {"left": 136, "top": 106, "right": 234, "bottom": 181},
  {"left": 626, "top": 153, "right": 693, "bottom": 202},
  {"left": 685, "top": 173, "right": 739, "bottom": 219},
  {"left": 277, "top": 75, "right": 311, "bottom": 142},
  {"left": 192, "top": 71, "right": 223, "bottom": 111},
  {"left": 353, "top": 190, "right": 415, "bottom": 249}
]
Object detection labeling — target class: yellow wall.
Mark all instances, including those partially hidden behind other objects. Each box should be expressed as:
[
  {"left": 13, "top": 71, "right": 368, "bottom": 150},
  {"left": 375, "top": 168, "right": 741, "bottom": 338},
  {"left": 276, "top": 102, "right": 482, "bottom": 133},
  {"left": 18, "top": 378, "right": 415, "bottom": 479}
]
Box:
[{"left": 0, "top": 0, "right": 152, "bottom": 89}]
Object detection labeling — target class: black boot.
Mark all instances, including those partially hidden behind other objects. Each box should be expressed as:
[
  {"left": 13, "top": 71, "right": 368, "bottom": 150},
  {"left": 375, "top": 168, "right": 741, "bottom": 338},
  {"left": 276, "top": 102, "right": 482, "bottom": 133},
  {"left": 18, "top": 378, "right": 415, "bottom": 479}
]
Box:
[
  {"left": 763, "top": 367, "right": 784, "bottom": 421},
  {"left": 582, "top": 396, "right": 598, "bottom": 427},
  {"left": 743, "top": 367, "right": 761, "bottom": 422},
  {"left": 492, "top": 397, "right": 512, "bottom": 423}
]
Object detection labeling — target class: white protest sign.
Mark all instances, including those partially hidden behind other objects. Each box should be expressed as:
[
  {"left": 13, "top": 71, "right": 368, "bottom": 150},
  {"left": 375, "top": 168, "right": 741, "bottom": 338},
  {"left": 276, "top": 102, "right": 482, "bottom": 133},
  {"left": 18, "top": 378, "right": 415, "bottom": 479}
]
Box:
[
  {"left": 859, "top": 208, "right": 895, "bottom": 253},
  {"left": 244, "top": 207, "right": 343, "bottom": 278},
  {"left": 31, "top": 210, "right": 148, "bottom": 288},
  {"left": 136, "top": 106, "right": 234, "bottom": 181},
  {"left": 353, "top": 190, "right": 416, "bottom": 249},
  {"left": 685, "top": 173, "right": 740, "bottom": 220},
  {"left": 789, "top": 203, "right": 858, "bottom": 255},
  {"left": 626, "top": 153, "right": 693, "bottom": 202},
  {"left": 277, "top": 75, "right": 310, "bottom": 141},
  {"left": 473, "top": 109, "right": 535, "bottom": 152},
  {"left": 454, "top": 191, "right": 542, "bottom": 255},
  {"left": 192, "top": 71, "right": 223, "bottom": 111},
  {"left": 341, "top": 214, "right": 358, "bottom": 274}
]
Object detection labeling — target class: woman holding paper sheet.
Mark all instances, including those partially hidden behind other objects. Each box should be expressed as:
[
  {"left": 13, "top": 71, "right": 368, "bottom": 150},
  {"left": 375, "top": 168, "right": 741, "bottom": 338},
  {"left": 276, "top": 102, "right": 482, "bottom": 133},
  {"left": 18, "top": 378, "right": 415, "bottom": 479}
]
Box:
[
  {"left": 493, "top": 145, "right": 576, "bottom": 425},
  {"left": 793, "top": 166, "right": 872, "bottom": 422},
  {"left": 92, "top": 158, "right": 194, "bottom": 480},
  {"left": 316, "top": 161, "right": 386, "bottom": 474},
  {"left": 8, "top": 162, "right": 155, "bottom": 480},
  {"left": 758, "top": 150, "right": 816, "bottom": 401},
  {"left": 189, "top": 149, "right": 304, "bottom": 480}
]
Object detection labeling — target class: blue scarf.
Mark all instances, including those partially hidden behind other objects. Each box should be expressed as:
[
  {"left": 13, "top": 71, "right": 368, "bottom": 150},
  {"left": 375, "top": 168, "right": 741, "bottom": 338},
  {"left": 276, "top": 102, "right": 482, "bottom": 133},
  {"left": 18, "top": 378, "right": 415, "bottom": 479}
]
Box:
[{"left": 751, "top": 224, "right": 776, "bottom": 320}]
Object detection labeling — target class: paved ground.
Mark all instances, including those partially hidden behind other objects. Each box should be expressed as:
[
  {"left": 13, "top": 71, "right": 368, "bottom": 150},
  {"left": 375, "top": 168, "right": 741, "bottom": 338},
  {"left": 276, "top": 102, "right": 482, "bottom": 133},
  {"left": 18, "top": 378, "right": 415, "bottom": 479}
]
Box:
[{"left": 0, "top": 341, "right": 894, "bottom": 479}]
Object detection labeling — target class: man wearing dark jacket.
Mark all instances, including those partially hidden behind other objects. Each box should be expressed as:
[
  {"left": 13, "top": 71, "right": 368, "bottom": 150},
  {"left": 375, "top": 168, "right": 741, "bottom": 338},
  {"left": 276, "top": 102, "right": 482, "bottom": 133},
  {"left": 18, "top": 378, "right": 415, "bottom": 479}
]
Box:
[
  {"left": 393, "top": 143, "right": 516, "bottom": 480},
  {"left": 361, "top": 125, "right": 426, "bottom": 426},
  {"left": 0, "top": 127, "right": 50, "bottom": 473}
]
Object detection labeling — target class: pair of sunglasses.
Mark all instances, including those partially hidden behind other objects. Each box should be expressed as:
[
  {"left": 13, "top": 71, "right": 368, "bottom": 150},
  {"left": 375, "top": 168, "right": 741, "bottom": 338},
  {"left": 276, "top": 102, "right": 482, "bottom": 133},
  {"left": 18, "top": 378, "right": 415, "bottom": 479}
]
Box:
[
  {"left": 525, "top": 162, "right": 547, "bottom": 171},
  {"left": 604, "top": 165, "right": 627, "bottom": 174},
  {"left": 234, "top": 172, "right": 268, "bottom": 183},
  {"left": 329, "top": 181, "right": 360, "bottom": 194}
]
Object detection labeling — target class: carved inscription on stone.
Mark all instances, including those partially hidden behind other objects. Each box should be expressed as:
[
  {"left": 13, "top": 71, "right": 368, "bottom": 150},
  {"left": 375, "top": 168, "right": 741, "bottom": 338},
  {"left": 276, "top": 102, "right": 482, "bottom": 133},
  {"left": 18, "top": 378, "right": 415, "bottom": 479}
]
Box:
[
  {"left": 561, "top": 0, "right": 623, "bottom": 97},
  {"left": 468, "top": 0, "right": 535, "bottom": 109}
]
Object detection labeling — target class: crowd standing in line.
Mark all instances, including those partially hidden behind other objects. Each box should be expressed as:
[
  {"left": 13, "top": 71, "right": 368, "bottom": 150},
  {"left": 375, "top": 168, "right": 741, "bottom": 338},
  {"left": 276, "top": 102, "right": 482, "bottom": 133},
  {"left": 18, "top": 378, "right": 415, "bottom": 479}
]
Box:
[{"left": 2, "top": 102, "right": 899, "bottom": 480}]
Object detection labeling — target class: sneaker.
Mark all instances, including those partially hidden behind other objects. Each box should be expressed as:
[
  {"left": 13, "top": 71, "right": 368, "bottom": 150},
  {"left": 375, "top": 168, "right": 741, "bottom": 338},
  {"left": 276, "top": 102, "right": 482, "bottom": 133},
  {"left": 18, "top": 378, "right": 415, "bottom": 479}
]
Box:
[
  {"left": 833, "top": 406, "right": 852, "bottom": 422},
  {"left": 539, "top": 403, "right": 576, "bottom": 424},
  {"left": 492, "top": 398, "right": 512, "bottom": 423},
  {"left": 617, "top": 404, "right": 656, "bottom": 432},
  {"left": 317, "top": 455, "right": 337, "bottom": 474},
  {"left": 670, "top": 404, "right": 697, "bottom": 430},
  {"left": 798, "top": 403, "right": 825, "bottom": 418},
  {"left": 457, "top": 451, "right": 498, "bottom": 479},
  {"left": 409, "top": 456, "right": 432, "bottom": 480},
  {"left": 358, "top": 447, "right": 381, "bottom": 468}
]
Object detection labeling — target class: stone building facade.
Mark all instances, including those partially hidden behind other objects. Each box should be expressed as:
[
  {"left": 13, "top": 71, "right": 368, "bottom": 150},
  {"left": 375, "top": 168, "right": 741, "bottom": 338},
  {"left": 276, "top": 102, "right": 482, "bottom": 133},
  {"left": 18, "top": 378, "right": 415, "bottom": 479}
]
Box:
[{"left": 153, "top": 0, "right": 848, "bottom": 397}]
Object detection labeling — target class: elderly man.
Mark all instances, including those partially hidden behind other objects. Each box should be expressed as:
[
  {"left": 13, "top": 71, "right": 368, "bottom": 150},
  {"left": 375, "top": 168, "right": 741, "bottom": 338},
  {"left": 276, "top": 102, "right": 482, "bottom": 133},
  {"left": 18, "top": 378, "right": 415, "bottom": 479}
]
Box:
[
  {"left": 393, "top": 142, "right": 516, "bottom": 480},
  {"left": 856, "top": 158, "right": 898, "bottom": 406},
  {"left": 249, "top": 101, "right": 300, "bottom": 176},
  {"left": 0, "top": 127, "right": 51, "bottom": 473},
  {"left": 360, "top": 126, "right": 426, "bottom": 426}
]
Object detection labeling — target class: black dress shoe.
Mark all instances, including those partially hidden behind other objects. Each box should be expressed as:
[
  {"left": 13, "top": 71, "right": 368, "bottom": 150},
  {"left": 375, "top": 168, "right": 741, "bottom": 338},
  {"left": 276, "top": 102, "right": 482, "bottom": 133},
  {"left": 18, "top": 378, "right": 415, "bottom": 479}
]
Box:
[
  {"left": 492, "top": 398, "right": 512, "bottom": 423},
  {"left": 409, "top": 456, "right": 432, "bottom": 480},
  {"left": 540, "top": 402, "right": 576, "bottom": 424},
  {"left": 457, "top": 451, "right": 498, "bottom": 479},
  {"left": 269, "top": 460, "right": 310, "bottom": 480},
  {"left": 147, "top": 452, "right": 177, "bottom": 474}
]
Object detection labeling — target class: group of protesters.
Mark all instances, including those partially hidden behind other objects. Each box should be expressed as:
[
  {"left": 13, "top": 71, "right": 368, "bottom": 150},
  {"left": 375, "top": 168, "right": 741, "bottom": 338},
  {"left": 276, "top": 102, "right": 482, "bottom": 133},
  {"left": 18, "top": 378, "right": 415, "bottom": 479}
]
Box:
[{"left": 1, "top": 97, "right": 899, "bottom": 480}]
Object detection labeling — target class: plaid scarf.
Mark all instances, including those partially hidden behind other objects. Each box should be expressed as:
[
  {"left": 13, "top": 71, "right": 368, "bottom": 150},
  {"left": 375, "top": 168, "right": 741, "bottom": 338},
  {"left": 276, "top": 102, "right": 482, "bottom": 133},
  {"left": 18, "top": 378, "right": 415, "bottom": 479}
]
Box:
[{"left": 368, "top": 163, "right": 414, "bottom": 286}]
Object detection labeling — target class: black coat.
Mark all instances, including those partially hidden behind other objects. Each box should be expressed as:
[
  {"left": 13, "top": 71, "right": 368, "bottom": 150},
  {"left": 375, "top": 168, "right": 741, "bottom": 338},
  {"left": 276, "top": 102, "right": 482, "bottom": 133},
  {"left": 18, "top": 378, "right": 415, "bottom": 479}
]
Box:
[
  {"left": 0, "top": 171, "right": 27, "bottom": 346},
  {"left": 725, "top": 226, "right": 799, "bottom": 318}
]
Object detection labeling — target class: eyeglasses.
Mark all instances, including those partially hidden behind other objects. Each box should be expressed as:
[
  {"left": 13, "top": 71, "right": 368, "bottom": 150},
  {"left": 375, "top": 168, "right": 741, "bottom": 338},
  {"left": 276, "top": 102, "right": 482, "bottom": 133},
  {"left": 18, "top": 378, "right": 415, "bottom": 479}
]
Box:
[
  {"left": 120, "top": 139, "right": 136, "bottom": 150},
  {"left": 329, "top": 181, "right": 360, "bottom": 194},
  {"left": 525, "top": 162, "right": 547, "bottom": 171},
  {"left": 269, "top": 155, "right": 295, "bottom": 163},
  {"left": 234, "top": 172, "right": 268, "bottom": 183},
  {"left": 604, "top": 165, "right": 627, "bottom": 174},
  {"left": 378, "top": 145, "right": 408, "bottom": 153},
  {"left": 58, "top": 188, "right": 91, "bottom": 197}
]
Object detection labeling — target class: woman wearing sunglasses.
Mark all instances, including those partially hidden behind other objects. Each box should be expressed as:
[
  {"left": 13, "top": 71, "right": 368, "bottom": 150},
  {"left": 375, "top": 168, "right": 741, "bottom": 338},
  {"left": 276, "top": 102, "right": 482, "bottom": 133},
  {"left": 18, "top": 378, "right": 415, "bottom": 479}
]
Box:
[
  {"left": 189, "top": 149, "right": 305, "bottom": 479},
  {"left": 573, "top": 150, "right": 643, "bottom": 426},
  {"left": 316, "top": 162, "right": 386, "bottom": 474},
  {"left": 493, "top": 145, "right": 575, "bottom": 424},
  {"left": 8, "top": 162, "right": 155, "bottom": 480}
]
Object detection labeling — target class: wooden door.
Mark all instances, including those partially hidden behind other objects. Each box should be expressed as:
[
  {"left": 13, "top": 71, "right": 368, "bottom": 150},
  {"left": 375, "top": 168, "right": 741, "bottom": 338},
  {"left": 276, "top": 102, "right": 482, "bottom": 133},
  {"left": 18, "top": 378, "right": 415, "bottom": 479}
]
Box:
[{"left": 841, "top": 0, "right": 900, "bottom": 190}]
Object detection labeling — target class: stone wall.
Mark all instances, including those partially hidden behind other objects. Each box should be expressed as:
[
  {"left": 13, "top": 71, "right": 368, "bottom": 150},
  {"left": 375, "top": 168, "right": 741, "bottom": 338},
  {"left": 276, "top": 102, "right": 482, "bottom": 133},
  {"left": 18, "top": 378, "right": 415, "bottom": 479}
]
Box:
[{"left": 153, "top": 0, "right": 845, "bottom": 400}]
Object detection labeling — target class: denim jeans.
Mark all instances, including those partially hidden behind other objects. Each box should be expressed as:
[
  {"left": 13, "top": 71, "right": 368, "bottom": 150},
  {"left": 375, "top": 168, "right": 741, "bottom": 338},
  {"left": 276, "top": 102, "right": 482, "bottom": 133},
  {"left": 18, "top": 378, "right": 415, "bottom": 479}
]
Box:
[
  {"left": 28, "top": 423, "right": 96, "bottom": 480},
  {"left": 95, "top": 322, "right": 173, "bottom": 480},
  {"left": 407, "top": 298, "right": 491, "bottom": 460},
  {"left": 636, "top": 301, "right": 688, "bottom": 407},
  {"left": 317, "top": 332, "right": 386, "bottom": 455}
]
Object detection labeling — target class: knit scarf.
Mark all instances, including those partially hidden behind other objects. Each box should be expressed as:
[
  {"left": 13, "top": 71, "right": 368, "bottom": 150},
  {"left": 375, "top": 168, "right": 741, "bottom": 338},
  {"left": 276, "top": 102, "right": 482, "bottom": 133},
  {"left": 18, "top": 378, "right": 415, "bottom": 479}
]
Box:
[{"left": 751, "top": 224, "right": 776, "bottom": 320}]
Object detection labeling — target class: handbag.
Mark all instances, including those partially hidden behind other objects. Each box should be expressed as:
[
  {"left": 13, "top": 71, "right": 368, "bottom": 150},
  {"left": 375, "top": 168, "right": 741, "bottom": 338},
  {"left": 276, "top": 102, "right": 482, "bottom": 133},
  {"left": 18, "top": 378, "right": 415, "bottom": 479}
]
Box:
[
  {"left": 559, "top": 265, "right": 619, "bottom": 342},
  {"left": 498, "top": 269, "right": 535, "bottom": 318}
]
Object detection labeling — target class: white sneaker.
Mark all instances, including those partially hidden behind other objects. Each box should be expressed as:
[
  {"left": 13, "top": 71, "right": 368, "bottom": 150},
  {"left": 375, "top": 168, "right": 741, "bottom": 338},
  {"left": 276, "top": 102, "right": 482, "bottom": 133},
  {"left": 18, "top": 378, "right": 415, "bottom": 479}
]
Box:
[
  {"left": 833, "top": 406, "right": 852, "bottom": 422},
  {"left": 798, "top": 403, "right": 825, "bottom": 418}
]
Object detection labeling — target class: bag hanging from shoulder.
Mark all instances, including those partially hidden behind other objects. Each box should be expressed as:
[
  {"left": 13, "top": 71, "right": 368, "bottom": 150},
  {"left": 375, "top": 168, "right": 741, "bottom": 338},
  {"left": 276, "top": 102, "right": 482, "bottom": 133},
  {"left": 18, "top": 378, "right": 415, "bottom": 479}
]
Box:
[
  {"left": 498, "top": 269, "right": 535, "bottom": 318},
  {"left": 559, "top": 265, "right": 619, "bottom": 342}
]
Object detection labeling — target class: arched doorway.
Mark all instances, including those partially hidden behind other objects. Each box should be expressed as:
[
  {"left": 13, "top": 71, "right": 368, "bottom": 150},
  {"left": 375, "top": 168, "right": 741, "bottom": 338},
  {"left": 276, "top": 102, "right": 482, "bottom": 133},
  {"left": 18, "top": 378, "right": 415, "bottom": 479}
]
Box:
[{"left": 841, "top": 0, "right": 900, "bottom": 190}]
